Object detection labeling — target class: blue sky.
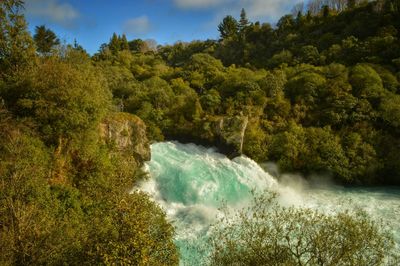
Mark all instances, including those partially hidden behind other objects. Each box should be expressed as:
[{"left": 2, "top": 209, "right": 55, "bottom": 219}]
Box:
[{"left": 24, "top": 0, "right": 299, "bottom": 54}]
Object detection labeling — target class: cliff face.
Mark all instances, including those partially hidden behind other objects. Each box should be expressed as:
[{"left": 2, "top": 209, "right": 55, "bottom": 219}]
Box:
[
  {"left": 167, "top": 115, "right": 249, "bottom": 158},
  {"left": 213, "top": 116, "right": 249, "bottom": 156},
  {"left": 100, "top": 113, "right": 150, "bottom": 166},
  {"left": 98, "top": 112, "right": 251, "bottom": 168}
]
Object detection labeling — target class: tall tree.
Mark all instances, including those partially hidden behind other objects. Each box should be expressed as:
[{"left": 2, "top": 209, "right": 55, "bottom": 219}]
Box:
[
  {"left": 239, "top": 8, "right": 250, "bottom": 31},
  {"left": 129, "top": 39, "right": 145, "bottom": 52},
  {"left": 120, "top": 34, "right": 129, "bottom": 51},
  {"left": 218, "top": 15, "right": 239, "bottom": 41},
  {"left": 33, "top": 25, "right": 60, "bottom": 55},
  {"left": 322, "top": 5, "right": 331, "bottom": 17},
  {"left": 108, "top": 33, "right": 120, "bottom": 54},
  {"left": 0, "top": 0, "right": 35, "bottom": 75}
]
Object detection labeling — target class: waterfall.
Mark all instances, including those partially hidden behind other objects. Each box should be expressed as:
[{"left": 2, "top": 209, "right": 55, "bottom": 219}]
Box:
[{"left": 139, "top": 141, "right": 400, "bottom": 265}]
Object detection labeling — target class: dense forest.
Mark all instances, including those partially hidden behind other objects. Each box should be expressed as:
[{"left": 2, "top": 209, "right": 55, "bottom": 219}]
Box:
[
  {"left": 93, "top": 0, "right": 400, "bottom": 185},
  {"left": 1, "top": 0, "right": 399, "bottom": 264}
]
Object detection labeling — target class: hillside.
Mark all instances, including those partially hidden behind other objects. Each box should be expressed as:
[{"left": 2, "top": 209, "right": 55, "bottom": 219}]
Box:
[
  {"left": 93, "top": 0, "right": 400, "bottom": 185},
  {"left": 1, "top": 0, "right": 400, "bottom": 264}
]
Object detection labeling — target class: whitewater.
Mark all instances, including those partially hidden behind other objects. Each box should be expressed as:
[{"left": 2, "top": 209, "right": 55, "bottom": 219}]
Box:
[{"left": 139, "top": 141, "right": 400, "bottom": 265}]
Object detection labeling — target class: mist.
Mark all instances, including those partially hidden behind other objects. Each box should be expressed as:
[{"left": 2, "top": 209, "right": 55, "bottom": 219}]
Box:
[{"left": 139, "top": 141, "right": 400, "bottom": 264}]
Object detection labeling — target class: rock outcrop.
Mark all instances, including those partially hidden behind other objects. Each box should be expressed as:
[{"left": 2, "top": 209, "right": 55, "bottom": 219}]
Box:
[
  {"left": 162, "top": 114, "right": 249, "bottom": 158},
  {"left": 100, "top": 112, "right": 150, "bottom": 165},
  {"left": 214, "top": 115, "right": 248, "bottom": 156}
]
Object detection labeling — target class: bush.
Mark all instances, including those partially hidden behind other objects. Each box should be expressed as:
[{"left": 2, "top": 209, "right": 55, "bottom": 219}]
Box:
[{"left": 204, "top": 193, "right": 397, "bottom": 266}]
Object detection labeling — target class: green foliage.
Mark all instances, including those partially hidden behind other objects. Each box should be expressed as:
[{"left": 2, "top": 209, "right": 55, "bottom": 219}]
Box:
[
  {"left": 109, "top": 33, "right": 121, "bottom": 54},
  {"left": 87, "top": 3, "right": 400, "bottom": 184},
  {"left": 268, "top": 50, "right": 293, "bottom": 68},
  {"left": 0, "top": 107, "right": 178, "bottom": 266},
  {"left": 218, "top": 15, "right": 239, "bottom": 41},
  {"left": 82, "top": 1, "right": 400, "bottom": 186},
  {"left": 11, "top": 59, "right": 111, "bottom": 144},
  {"left": 0, "top": 122, "right": 84, "bottom": 265},
  {"left": 242, "top": 120, "right": 269, "bottom": 161},
  {"left": 380, "top": 93, "right": 400, "bottom": 128},
  {"left": 350, "top": 64, "right": 385, "bottom": 99},
  {"left": 298, "top": 45, "right": 320, "bottom": 65},
  {"left": 239, "top": 8, "right": 249, "bottom": 32},
  {"left": 1, "top": 1, "right": 400, "bottom": 264},
  {"left": 0, "top": 3, "right": 179, "bottom": 264},
  {"left": 200, "top": 89, "right": 221, "bottom": 114},
  {"left": 129, "top": 38, "right": 146, "bottom": 52},
  {"left": 343, "top": 132, "right": 381, "bottom": 183},
  {"left": 92, "top": 192, "right": 178, "bottom": 265},
  {"left": 285, "top": 69, "right": 326, "bottom": 105},
  {"left": 269, "top": 123, "right": 354, "bottom": 180},
  {"left": 204, "top": 193, "right": 397, "bottom": 266},
  {"left": 33, "top": 25, "right": 60, "bottom": 55},
  {"left": 0, "top": 0, "right": 35, "bottom": 75}
]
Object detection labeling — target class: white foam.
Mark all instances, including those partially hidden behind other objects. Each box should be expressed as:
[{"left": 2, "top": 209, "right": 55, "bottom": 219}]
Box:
[{"left": 138, "top": 141, "right": 400, "bottom": 264}]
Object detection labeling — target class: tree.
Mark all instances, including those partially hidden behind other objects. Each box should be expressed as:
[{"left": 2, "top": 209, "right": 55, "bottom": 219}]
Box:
[
  {"left": 218, "top": 15, "right": 239, "bottom": 41},
  {"left": 295, "top": 10, "right": 305, "bottom": 26},
  {"left": 380, "top": 93, "right": 400, "bottom": 129},
  {"left": 277, "top": 15, "right": 295, "bottom": 34},
  {"left": 239, "top": 8, "right": 249, "bottom": 32},
  {"left": 0, "top": 0, "right": 35, "bottom": 75},
  {"left": 285, "top": 69, "right": 326, "bottom": 105},
  {"left": 322, "top": 5, "right": 331, "bottom": 17},
  {"left": 348, "top": 0, "right": 356, "bottom": 9},
  {"left": 12, "top": 58, "right": 111, "bottom": 146},
  {"left": 200, "top": 89, "right": 221, "bottom": 114},
  {"left": 0, "top": 118, "right": 85, "bottom": 265},
  {"left": 299, "top": 45, "right": 320, "bottom": 64},
  {"left": 109, "top": 33, "right": 120, "bottom": 54},
  {"left": 204, "top": 193, "right": 396, "bottom": 266},
  {"left": 33, "top": 25, "right": 60, "bottom": 55},
  {"left": 144, "top": 39, "right": 158, "bottom": 52},
  {"left": 291, "top": 2, "right": 305, "bottom": 16},
  {"left": 129, "top": 38, "right": 145, "bottom": 52},
  {"left": 120, "top": 34, "right": 129, "bottom": 51},
  {"left": 268, "top": 50, "right": 293, "bottom": 67},
  {"left": 349, "top": 64, "right": 385, "bottom": 101},
  {"left": 88, "top": 192, "right": 179, "bottom": 265}
]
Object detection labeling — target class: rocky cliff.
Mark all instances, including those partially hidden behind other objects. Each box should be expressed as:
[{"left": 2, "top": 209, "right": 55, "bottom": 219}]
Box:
[
  {"left": 213, "top": 115, "right": 249, "bottom": 156},
  {"left": 100, "top": 112, "right": 150, "bottom": 166},
  {"left": 165, "top": 115, "right": 249, "bottom": 158}
]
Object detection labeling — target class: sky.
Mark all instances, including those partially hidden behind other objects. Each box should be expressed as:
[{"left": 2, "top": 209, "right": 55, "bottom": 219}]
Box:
[{"left": 24, "top": 0, "right": 300, "bottom": 54}]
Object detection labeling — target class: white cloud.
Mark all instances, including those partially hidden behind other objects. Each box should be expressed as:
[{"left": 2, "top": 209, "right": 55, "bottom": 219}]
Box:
[
  {"left": 175, "top": 0, "right": 299, "bottom": 24},
  {"left": 25, "top": 0, "right": 80, "bottom": 28},
  {"left": 123, "top": 16, "right": 152, "bottom": 35},
  {"left": 173, "top": 0, "right": 229, "bottom": 9},
  {"left": 240, "top": 0, "right": 298, "bottom": 21}
]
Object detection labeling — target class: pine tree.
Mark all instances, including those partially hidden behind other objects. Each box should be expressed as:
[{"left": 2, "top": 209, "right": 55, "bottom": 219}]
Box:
[
  {"left": 109, "top": 33, "right": 120, "bottom": 54},
  {"left": 306, "top": 10, "right": 313, "bottom": 22},
  {"left": 239, "top": 8, "right": 249, "bottom": 31},
  {"left": 120, "top": 34, "right": 129, "bottom": 51},
  {"left": 33, "top": 25, "right": 60, "bottom": 55},
  {"left": 218, "top": 15, "right": 239, "bottom": 41},
  {"left": 296, "top": 11, "right": 304, "bottom": 26},
  {"left": 0, "top": 0, "right": 35, "bottom": 74},
  {"left": 322, "top": 5, "right": 330, "bottom": 18}
]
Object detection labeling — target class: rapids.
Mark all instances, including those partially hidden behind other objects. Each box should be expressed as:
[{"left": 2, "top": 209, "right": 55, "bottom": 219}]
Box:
[{"left": 139, "top": 141, "right": 400, "bottom": 265}]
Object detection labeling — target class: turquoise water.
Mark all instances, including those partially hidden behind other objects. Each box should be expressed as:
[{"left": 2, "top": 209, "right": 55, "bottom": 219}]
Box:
[{"left": 139, "top": 141, "right": 400, "bottom": 264}]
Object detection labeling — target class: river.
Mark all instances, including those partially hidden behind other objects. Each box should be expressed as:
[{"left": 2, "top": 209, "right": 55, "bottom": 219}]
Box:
[{"left": 139, "top": 141, "right": 400, "bottom": 265}]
